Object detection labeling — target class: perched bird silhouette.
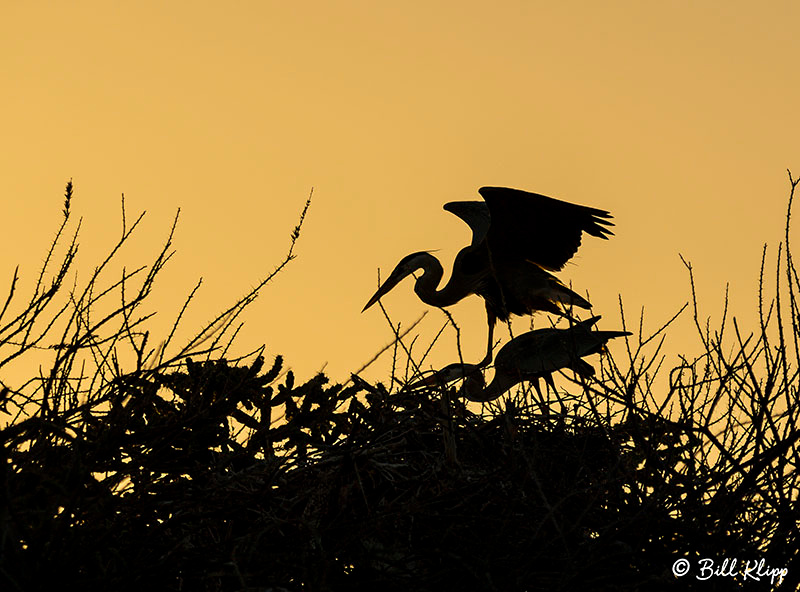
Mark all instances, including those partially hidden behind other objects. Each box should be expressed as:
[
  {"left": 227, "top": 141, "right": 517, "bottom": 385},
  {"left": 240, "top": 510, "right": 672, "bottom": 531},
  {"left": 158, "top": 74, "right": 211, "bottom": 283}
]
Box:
[
  {"left": 406, "top": 316, "right": 630, "bottom": 403},
  {"left": 362, "top": 187, "right": 615, "bottom": 365}
]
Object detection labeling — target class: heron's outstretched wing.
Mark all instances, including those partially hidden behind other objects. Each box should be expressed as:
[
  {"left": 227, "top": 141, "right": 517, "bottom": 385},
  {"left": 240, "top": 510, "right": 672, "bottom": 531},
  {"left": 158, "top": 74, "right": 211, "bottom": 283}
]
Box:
[
  {"left": 478, "top": 186, "right": 614, "bottom": 271},
  {"left": 497, "top": 316, "right": 627, "bottom": 376},
  {"left": 443, "top": 200, "right": 491, "bottom": 247}
]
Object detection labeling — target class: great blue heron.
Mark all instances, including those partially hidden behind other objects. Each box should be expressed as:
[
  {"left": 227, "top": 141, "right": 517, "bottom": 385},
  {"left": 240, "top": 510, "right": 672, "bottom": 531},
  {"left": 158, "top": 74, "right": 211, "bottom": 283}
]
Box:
[
  {"left": 406, "top": 316, "right": 630, "bottom": 403},
  {"left": 362, "top": 187, "right": 615, "bottom": 364}
]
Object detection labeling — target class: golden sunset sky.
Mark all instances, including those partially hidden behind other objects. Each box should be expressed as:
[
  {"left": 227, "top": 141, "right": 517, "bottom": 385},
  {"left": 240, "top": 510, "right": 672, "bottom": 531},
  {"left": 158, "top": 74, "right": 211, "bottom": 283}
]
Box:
[{"left": 3, "top": 1, "right": 800, "bottom": 390}]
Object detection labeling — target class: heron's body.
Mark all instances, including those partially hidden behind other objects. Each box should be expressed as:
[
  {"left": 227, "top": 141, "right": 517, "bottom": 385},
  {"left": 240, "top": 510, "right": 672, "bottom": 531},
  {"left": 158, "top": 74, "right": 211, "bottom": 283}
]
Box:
[
  {"left": 399, "top": 248, "right": 586, "bottom": 318},
  {"left": 407, "top": 317, "right": 630, "bottom": 403}
]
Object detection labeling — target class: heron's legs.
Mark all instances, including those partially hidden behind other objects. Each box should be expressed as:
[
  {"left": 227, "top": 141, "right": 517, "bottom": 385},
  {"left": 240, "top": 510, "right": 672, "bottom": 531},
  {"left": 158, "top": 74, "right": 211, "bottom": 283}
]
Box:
[
  {"left": 479, "top": 307, "right": 497, "bottom": 368},
  {"left": 531, "top": 378, "right": 547, "bottom": 412},
  {"left": 531, "top": 374, "right": 566, "bottom": 415}
]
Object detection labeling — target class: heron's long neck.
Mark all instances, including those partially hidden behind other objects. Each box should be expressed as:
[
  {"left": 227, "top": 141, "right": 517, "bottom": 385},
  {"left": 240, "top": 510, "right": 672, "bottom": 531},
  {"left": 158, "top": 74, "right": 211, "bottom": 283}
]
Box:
[
  {"left": 461, "top": 371, "right": 519, "bottom": 403},
  {"left": 413, "top": 253, "right": 468, "bottom": 308}
]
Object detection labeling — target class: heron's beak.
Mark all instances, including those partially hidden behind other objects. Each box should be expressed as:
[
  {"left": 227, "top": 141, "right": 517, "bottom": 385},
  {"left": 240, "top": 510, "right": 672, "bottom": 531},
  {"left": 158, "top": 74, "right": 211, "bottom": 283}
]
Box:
[
  {"left": 361, "top": 263, "right": 414, "bottom": 312},
  {"left": 362, "top": 278, "right": 398, "bottom": 312},
  {"left": 404, "top": 372, "right": 444, "bottom": 390},
  {"left": 405, "top": 362, "right": 483, "bottom": 389}
]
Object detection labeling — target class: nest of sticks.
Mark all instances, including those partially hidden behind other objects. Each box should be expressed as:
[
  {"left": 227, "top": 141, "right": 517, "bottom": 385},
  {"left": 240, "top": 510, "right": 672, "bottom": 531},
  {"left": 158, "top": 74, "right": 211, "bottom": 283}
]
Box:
[{"left": 6, "top": 350, "right": 788, "bottom": 592}]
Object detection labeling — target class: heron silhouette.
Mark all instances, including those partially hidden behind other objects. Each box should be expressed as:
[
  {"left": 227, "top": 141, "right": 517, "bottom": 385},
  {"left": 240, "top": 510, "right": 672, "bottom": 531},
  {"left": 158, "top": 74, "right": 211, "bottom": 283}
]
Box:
[
  {"left": 406, "top": 316, "right": 630, "bottom": 403},
  {"left": 363, "top": 187, "right": 615, "bottom": 365}
]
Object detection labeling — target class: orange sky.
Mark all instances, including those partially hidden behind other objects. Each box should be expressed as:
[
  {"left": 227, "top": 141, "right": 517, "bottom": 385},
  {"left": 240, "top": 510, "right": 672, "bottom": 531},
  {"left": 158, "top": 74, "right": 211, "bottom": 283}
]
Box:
[{"left": 3, "top": 1, "right": 800, "bottom": 391}]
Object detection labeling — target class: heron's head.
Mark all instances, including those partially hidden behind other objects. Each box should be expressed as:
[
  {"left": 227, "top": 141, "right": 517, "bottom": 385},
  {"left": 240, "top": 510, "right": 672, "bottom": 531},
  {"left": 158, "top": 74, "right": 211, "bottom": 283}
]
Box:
[
  {"left": 362, "top": 251, "right": 436, "bottom": 312},
  {"left": 459, "top": 370, "right": 488, "bottom": 401}
]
